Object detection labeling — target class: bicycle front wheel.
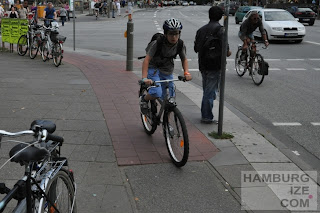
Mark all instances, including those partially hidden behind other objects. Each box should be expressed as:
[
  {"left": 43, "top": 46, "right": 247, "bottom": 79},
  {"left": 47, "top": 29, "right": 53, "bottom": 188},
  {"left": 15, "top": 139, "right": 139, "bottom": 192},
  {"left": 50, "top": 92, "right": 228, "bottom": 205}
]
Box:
[
  {"left": 163, "top": 108, "right": 189, "bottom": 167},
  {"left": 235, "top": 49, "right": 247, "bottom": 77},
  {"left": 42, "top": 169, "right": 76, "bottom": 213},
  {"left": 29, "top": 36, "right": 40, "bottom": 59},
  {"left": 17, "top": 35, "right": 28, "bottom": 56},
  {"left": 251, "top": 54, "right": 265, "bottom": 86},
  {"left": 140, "top": 88, "right": 157, "bottom": 135},
  {"left": 53, "top": 43, "right": 63, "bottom": 67}
]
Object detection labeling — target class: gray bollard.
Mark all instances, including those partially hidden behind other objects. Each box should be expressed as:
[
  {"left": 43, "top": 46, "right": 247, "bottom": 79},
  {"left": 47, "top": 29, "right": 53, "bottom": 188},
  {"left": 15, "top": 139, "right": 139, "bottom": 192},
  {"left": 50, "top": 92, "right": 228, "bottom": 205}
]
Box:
[{"left": 126, "top": 14, "right": 134, "bottom": 71}]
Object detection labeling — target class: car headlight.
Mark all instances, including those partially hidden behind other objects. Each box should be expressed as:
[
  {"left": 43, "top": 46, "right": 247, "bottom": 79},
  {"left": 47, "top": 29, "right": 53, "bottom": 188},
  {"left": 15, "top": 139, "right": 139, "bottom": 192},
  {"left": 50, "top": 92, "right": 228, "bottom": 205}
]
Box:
[
  {"left": 272, "top": 27, "right": 283, "bottom": 31},
  {"left": 298, "top": 27, "right": 305, "bottom": 31}
]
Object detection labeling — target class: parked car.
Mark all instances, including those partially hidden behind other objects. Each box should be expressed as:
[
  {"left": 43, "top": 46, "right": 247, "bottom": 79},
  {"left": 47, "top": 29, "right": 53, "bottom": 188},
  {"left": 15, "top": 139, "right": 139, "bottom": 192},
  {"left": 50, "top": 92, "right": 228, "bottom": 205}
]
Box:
[
  {"left": 217, "top": 1, "right": 239, "bottom": 16},
  {"left": 182, "top": 1, "right": 188, "bottom": 6},
  {"left": 286, "top": 7, "right": 316, "bottom": 26},
  {"left": 235, "top": 6, "right": 262, "bottom": 24},
  {"left": 189, "top": 1, "right": 194, "bottom": 5},
  {"left": 242, "top": 9, "right": 306, "bottom": 43}
]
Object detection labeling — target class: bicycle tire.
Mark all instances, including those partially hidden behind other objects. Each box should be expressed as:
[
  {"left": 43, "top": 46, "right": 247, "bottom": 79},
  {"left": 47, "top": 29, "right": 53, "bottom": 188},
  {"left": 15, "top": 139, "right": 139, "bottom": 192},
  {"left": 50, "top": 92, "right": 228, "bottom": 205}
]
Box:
[
  {"left": 163, "top": 107, "right": 189, "bottom": 167},
  {"left": 53, "top": 43, "right": 63, "bottom": 67},
  {"left": 41, "top": 169, "right": 76, "bottom": 213},
  {"left": 17, "top": 35, "right": 28, "bottom": 56},
  {"left": 235, "top": 48, "right": 247, "bottom": 77},
  {"left": 140, "top": 88, "right": 157, "bottom": 135},
  {"left": 41, "top": 40, "right": 49, "bottom": 62},
  {"left": 29, "top": 36, "right": 40, "bottom": 59},
  {"left": 251, "top": 54, "right": 265, "bottom": 86}
]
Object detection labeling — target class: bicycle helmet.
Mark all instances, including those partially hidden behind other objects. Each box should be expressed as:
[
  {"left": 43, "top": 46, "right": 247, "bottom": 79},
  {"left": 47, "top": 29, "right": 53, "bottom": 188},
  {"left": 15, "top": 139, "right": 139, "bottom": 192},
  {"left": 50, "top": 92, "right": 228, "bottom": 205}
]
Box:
[{"left": 163, "top": 18, "right": 183, "bottom": 31}]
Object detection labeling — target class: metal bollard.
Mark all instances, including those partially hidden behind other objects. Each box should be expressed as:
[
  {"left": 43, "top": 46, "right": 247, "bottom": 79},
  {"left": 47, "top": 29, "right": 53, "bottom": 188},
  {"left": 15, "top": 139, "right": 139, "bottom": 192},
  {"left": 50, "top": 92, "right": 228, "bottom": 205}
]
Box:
[{"left": 126, "top": 14, "right": 134, "bottom": 71}]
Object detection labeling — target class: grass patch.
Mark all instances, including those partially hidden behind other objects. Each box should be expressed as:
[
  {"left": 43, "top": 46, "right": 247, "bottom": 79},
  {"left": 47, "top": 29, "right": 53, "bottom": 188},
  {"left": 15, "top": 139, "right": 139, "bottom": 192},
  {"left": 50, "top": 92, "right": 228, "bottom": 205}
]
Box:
[{"left": 208, "top": 131, "right": 234, "bottom": 139}]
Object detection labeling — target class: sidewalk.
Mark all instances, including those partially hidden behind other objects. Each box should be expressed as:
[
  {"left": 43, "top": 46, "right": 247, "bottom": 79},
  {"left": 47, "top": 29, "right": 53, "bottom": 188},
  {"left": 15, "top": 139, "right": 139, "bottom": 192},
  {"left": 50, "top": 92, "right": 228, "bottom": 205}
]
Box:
[{"left": 0, "top": 46, "right": 319, "bottom": 212}]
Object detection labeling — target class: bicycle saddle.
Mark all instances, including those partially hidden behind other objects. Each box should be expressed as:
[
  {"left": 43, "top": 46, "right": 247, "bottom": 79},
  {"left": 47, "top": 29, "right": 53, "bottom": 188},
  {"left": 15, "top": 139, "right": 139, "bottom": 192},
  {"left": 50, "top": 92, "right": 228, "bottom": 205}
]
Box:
[
  {"left": 30, "top": 120, "right": 56, "bottom": 133},
  {"left": 9, "top": 144, "right": 49, "bottom": 165}
]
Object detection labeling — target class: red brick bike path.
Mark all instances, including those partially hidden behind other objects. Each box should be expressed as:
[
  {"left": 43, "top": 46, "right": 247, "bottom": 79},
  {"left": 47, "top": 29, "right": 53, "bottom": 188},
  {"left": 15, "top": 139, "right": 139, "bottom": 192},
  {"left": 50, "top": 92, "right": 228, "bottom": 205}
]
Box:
[{"left": 64, "top": 53, "right": 219, "bottom": 166}]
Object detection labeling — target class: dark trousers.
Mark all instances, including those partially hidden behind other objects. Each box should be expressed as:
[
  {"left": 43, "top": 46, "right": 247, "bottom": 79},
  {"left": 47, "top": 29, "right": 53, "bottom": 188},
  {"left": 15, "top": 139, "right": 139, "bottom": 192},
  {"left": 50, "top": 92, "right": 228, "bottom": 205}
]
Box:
[{"left": 60, "top": 16, "right": 66, "bottom": 26}]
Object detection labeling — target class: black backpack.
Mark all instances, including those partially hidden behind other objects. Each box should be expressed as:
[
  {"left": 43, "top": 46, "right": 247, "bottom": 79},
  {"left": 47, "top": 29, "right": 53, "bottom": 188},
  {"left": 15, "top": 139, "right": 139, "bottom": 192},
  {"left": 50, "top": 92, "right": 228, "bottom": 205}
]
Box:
[
  {"left": 138, "top": 33, "right": 183, "bottom": 61},
  {"left": 202, "top": 27, "right": 223, "bottom": 69}
]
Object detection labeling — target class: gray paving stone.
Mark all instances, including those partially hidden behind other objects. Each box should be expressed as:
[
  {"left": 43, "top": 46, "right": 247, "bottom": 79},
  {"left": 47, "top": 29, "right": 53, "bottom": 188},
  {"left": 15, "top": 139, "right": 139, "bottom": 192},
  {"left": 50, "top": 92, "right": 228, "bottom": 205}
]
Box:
[
  {"left": 96, "top": 146, "right": 116, "bottom": 162},
  {"left": 238, "top": 146, "right": 291, "bottom": 163},
  {"left": 102, "top": 185, "right": 134, "bottom": 213},
  {"left": 68, "top": 160, "right": 90, "bottom": 184},
  {"left": 81, "top": 162, "right": 123, "bottom": 186},
  {"left": 69, "top": 145, "right": 100, "bottom": 162},
  {"left": 76, "top": 184, "right": 107, "bottom": 213},
  {"left": 85, "top": 131, "right": 112, "bottom": 146},
  {"left": 60, "top": 130, "right": 90, "bottom": 145},
  {"left": 208, "top": 146, "right": 249, "bottom": 166}
]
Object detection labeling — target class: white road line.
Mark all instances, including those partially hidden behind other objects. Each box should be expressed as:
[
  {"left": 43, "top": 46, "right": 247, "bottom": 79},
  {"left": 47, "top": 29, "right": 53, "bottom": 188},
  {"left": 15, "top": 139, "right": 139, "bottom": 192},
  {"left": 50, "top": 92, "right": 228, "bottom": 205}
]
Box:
[
  {"left": 188, "top": 69, "right": 199, "bottom": 71},
  {"left": 314, "top": 68, "right": 320, "bottom": 71},
  {"left": 265, "top": 59, "right": 281, "bottom": 61},
  {"left": 305, "top": 41, "right": 320, "bottom": 46},
  {"left": 292, "top": 151, "right": 300, "bottom": 156},
  {"left": 286, "top": 59, "right": 304, "bottom": 61},
  {"left": 269, "top": 68, "right": 281, "bottom": 71},
  {"left": 273, "top": 122, "right": 302, "bottom": 126},
  {"left": 309, "top": 58, "right": 320, "bottom": 61},
  {"left": 157, "top": 28, "right": 162, "bottom": 31},
  {"left": 155, "top": 25, "right": 159, "bottom": 27},
  {"left": 286, "top": 68, "right": 306, "bottom": 71},
  {"left": 311, "top": 122, "right": 320, "bottom": 126}
]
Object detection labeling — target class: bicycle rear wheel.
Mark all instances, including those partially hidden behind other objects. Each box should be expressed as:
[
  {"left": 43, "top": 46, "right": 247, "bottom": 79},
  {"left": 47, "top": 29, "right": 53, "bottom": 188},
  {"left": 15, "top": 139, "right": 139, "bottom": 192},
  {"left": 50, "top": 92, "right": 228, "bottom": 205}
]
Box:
[
  {"left": 41, "top": 40, "right": 49, "bottom": 62},
  {"left": 163, "top": 107, "right": 189, "bottom": 167},
  {"left": 29, "top": 36, "right": 40, "bottom": 59},
  {"left": 251, "top": 54, "right": 265, "bottom": 86},
  {"left": 140, "top": 88, "right": 157, "bottom": 135},
  {"left": 17, "top": 35, "right": 28, "bottom": 56},
  {"left": 235, "top": 49, "right": 247, "bottom": 77},
  {"left": 53, "top": 43, "right": 63, "bottom": 67},
  {"left": 42, "top": 169, "right": 76, "bottom": 213}
]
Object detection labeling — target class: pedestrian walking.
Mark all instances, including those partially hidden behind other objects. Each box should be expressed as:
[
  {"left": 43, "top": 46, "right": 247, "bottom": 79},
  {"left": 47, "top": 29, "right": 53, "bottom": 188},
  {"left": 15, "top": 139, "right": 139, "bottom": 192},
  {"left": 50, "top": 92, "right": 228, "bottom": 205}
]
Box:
[
  {"left": 116, "top": 0, "right": 120, "bottom": 16},
  {"left": 18, "top": 3, "right": 27, "bottom": 19},
  {"left": 112, "top": 0, "right": 116, "bottom": 18},
  {"left": 65, "top": 3, "right": 70, "bottom": 21},
  {"left": 194, "top": 6, "right": 231, "bottom": 124},
  {"left": 59, "top": 5, "right": 67, "bottom": 26},
  {"left": 9, "top": 6, "right": 18, "bottom": 18}
]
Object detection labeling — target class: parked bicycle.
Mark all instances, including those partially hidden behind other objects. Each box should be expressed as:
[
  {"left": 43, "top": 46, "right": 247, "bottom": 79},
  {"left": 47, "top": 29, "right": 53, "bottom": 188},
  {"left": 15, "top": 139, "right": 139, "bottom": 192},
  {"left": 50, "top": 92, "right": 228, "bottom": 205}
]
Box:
[
  {"left": 0, "top": 120, "right": 76, "bottom": 213},
  {"left": 17, "top": 22, "right": 42, "bottom": 59},
  {"left": 235, "top": 41, "right": 269, "bottom": 86},
  {"left": 40, "top": 19, "right": 66, "bottom": 67},
  {"left": 138, "top": 76, "right": 189, "bottom": 167}
]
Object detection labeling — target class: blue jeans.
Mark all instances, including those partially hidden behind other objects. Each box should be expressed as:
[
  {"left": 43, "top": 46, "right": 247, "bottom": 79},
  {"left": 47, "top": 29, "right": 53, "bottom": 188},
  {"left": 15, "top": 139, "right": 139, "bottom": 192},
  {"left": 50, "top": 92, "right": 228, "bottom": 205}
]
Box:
[
  {"left": 201, "top": 71, "right": 220, "bottom": 120},
  {"left": 147, "top": 68, "right": 174, "bottom": 100}
]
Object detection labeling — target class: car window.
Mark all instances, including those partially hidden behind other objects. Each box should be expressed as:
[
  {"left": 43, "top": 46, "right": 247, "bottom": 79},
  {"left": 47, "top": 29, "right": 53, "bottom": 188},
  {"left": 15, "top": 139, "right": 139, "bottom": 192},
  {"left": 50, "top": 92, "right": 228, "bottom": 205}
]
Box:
[
  {"left": 244, "top": 11, "right": 252, "bottom": 18},
  {"left": 264, "top": 11, "right": 295, "bottom": 21},
  {"left": 298, "top": 8, "right": 312, "bottom": 12},
  {"left": 243, "top": 7, "right": 250, "bottom": 13}
]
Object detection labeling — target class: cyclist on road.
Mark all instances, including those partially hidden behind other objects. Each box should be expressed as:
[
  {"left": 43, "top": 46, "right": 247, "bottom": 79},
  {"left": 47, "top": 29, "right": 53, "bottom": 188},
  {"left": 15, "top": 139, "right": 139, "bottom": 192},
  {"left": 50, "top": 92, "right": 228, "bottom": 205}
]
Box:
[
  {"left": 239, "top": 11, "right": 269, "bottom": 59},
  {"left": 94, "top": 1, "right": 102, "bottom": 18},
  {"left": 43, "top": 2, "right": 57, "bottom": 27},
  {"left": 140, "top": 18, "right": 192, "bottom": 114}
]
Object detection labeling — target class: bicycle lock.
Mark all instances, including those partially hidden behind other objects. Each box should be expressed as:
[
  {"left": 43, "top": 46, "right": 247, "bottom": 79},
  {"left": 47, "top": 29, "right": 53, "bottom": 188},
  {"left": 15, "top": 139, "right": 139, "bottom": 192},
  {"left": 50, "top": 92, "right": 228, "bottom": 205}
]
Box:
[{"left": 126, "top": 14, "right": 134, "bottom": 71}]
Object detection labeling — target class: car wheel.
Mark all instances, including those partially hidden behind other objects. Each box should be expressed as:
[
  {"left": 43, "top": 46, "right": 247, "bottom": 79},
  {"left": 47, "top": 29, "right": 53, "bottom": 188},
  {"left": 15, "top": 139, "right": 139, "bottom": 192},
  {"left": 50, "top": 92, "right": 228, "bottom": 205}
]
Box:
[
  {"left": 235, "top": 18, "right": 239, "bottom": 24},
  {"left": 309, "top": 21, "right": 314, "bottom": 26}
]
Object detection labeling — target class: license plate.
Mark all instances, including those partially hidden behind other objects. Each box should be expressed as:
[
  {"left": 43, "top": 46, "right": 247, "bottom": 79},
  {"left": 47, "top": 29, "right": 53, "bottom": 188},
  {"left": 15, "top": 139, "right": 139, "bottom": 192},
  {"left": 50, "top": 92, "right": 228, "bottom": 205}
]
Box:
[
  {"left": 285, "top": 33, "right": 298, "bottom": 37},
  {"left": 303, "top": 19, "right": 310, "bottom": 21}
]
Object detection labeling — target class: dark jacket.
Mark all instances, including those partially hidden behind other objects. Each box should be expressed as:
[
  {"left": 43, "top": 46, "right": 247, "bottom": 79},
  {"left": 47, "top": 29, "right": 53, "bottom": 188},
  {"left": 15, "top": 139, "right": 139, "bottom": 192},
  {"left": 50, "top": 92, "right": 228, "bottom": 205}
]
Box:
[{"left": 194, "top": 21, "right": 223, "bottom": 72}]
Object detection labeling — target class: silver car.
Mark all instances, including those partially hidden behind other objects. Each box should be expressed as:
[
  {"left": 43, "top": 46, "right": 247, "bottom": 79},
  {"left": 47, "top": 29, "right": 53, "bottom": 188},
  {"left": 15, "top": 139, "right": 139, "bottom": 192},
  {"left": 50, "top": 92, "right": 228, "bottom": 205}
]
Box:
[{"left": 242, "top": 8, "right": 306, "bottom": 43}]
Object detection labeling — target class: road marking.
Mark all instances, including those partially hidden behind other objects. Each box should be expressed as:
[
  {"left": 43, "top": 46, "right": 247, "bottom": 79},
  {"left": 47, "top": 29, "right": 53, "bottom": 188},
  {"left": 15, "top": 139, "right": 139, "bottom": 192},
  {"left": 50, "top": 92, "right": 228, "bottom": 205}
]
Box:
[
  {"left": 155, "top": 25, "right": 159, "bottom": 27},
  {"left": 265, "top": 59, "right": 281, "bottom": 61},
  {"left": 292, "top": 151, "right": 300, "bottom": 156},
  {"left": 188, "top": 69, "right": 199, "bottom": 71},
  {"left": 273, "top": 122, "right": 302, "bottom": 126},
  {"left": 269, "top": 68, "right": 280, "bottom": 71},
  {"left": 309, "top": 58, "right": 320, "bottom": 61},
  {"left": 157, "top": 28, "right": 161, "bottom": 31},
  {"left": 175, "top": 59, "right": 192, "bottom": 61},
  {"left": 311, "top": 122, "right": 320, "bottom": 126},
  {"left": 286, "top": 59, "right": 304, "bottom": 61},
  {"left": 286, "top": 68, "right": 306, "bottom": 71},
  {"left": 305, "top": 41, "right": 320, "bottom": 46},
  {"left": 314, "top": 68, "right": 320, "bottom": 71}
]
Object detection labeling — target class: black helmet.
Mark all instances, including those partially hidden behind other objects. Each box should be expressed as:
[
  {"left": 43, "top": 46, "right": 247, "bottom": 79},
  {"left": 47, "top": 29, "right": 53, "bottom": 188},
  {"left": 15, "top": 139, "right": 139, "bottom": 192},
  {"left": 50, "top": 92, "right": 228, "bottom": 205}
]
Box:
[{"left": 163, "top": 18, "right": 183, "bottom": 31}]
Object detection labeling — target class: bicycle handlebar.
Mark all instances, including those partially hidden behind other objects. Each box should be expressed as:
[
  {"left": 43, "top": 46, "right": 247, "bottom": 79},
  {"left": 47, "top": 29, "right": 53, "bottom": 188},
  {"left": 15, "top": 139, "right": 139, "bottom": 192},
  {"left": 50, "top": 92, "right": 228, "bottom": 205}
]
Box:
[
  {"left": 138, "top": 75, "right": 186, "bottom": 85},
  {"left": 0, "top": 129, "right": 64, "bottom": 143}
]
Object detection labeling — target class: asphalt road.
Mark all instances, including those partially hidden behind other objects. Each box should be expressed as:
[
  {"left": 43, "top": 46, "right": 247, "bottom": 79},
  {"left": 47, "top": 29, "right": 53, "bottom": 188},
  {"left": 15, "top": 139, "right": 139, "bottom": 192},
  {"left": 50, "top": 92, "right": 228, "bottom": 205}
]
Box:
[{"left": 59, "top": 5, "right": 320, "bottom": 172}]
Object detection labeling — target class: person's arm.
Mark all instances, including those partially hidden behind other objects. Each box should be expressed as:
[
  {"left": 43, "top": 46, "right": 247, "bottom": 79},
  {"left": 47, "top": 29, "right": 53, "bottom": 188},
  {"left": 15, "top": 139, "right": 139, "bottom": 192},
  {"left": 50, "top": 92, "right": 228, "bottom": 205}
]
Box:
[
  {"left": 43, "top": 10, "right": 46, "bottom": 18},
  {"left": 54, "top": 10, "right": 57, "bottom": 19},
  {"left": 142, "top": 54, "right": 153, "bottom": 85},
  {"left": 258, "top": 22, "right": 269, "bottom": 47},
  {"left": 181, "top": 58, "right": 192, "bottom": 81}
]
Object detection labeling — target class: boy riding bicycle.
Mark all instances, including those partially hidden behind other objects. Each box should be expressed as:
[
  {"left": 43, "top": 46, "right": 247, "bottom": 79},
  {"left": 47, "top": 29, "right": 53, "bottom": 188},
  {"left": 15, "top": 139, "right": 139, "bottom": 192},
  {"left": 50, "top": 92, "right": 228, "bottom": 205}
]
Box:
[{"left": 140, "top": 18, "right": 192, "bottom": 114}]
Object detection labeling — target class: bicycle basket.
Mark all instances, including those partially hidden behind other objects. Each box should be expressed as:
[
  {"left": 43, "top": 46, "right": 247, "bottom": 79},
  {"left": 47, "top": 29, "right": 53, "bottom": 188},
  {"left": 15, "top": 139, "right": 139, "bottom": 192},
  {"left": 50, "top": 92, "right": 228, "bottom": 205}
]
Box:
[{"left": 50, "top": 34, "right": 67, "bottom": 43}]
